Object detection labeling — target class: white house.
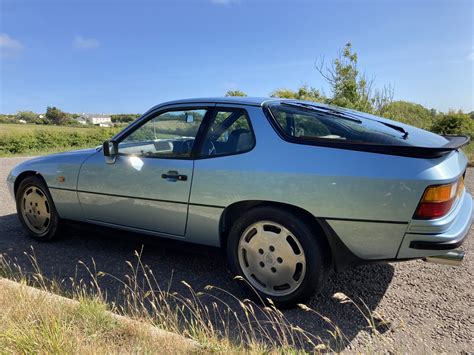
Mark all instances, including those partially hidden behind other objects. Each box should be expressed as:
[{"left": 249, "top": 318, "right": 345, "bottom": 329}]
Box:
[{"left": 77, "top": 113, "right": 112, "bottom": 126}]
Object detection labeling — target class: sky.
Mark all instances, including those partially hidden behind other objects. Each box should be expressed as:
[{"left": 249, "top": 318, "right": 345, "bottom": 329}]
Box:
[{"left": 0, "top": 0, "right": 473, "bottom": 114}]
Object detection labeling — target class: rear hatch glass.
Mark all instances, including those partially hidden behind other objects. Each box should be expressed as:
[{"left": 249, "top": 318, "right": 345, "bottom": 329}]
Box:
[{"left": 265, "top": 101, "right": 468, "bottom": 158}]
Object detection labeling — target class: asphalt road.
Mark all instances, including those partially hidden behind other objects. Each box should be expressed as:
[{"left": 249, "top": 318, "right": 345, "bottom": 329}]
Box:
[{"left": 0, "top": 157, "right": 472, "bottom": 352}]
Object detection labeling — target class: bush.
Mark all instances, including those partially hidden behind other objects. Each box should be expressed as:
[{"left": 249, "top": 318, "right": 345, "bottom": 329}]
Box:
[
  {"left": 0, "top": 126, "right": 121, "bottom": 155},
  {"left": 378, "top": 101, "right": 434, "bottom": 129},
  {"left": 431, "top": 112, "right": 474, "bottom": 137}
]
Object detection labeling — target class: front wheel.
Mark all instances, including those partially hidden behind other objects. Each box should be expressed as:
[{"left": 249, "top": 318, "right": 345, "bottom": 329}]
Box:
[
  {"left": 226, "top": 207, "right": 328, "bottom": 307},
  {"left": 15, "top": 176, "right": 61, "bottom": 241}
]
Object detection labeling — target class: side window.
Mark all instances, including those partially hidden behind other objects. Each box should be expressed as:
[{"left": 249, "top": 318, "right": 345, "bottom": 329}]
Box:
[
  {"left": 119, "top": 109, "right": 207, "bottom": 158},
  {"left": 200, "top": 108, "right": 255, "bottom": 157}
]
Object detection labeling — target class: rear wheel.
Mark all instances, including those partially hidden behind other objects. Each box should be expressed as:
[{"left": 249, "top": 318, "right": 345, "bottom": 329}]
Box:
[
  {"left": 227, "top": 206, "right": 327, "bottom": 307},
  {"left": 15, "top": 176, "right": 61, "bottom": 241}
]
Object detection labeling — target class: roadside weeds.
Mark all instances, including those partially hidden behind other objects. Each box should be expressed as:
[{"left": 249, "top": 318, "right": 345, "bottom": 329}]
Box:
[{"left": 0, "top": 249, "right": 393, "bottom": 353}]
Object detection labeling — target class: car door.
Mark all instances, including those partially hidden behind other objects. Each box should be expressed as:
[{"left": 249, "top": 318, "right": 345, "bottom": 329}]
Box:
[
  {"left": 185, "top": 105, "right": 257, "bottom": 245},
  {"left": 77, "top": 105, "right": 212, "bottom": 237}
]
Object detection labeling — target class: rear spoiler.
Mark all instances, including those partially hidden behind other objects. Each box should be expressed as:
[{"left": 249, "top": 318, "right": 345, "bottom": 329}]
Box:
[
  {"left": 405, "top": 135, "right": 471, "bottom": 158},
  {"left": 294, "top": 135, "right": 471, "bottom": 159}
]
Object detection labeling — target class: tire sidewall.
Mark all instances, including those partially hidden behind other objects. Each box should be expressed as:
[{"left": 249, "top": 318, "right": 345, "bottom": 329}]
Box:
[
  {"left": 226, "top": 206, "right": 326, "bottom": 307},
  {"left": 16, "top": 176, "right": 60, "bottom": 241}
]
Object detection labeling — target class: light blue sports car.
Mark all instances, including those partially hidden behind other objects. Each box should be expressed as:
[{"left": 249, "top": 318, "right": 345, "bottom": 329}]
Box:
[{"left": 7, "top": 97, "right": 473, "bottom": 306}]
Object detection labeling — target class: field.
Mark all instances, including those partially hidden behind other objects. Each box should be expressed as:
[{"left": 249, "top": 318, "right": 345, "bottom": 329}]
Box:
[{"left": 0, "top": 124, "right": 121, "bottom": 157}]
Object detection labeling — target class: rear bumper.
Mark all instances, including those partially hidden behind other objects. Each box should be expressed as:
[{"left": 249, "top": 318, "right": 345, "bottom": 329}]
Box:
[{"left": 397, "top": 191, "right": 473, "bottom": 259}]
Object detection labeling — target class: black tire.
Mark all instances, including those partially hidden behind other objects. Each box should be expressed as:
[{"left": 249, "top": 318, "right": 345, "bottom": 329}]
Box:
[
  {"left": 15, "top": 175, "right": 61, "bottom": 241},
  {"left": 226, "top": 206, "right": 328, "bottom": 307}
]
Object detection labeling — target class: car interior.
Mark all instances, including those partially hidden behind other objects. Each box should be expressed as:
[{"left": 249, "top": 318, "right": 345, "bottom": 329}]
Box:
[{"left": 118, "top": 109, "right": 255, "bottom": 158}]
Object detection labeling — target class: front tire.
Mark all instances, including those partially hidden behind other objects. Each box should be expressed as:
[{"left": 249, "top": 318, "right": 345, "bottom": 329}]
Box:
[
  {"left": 226, "top": 206, "right": 328, "bottom": 307},
  {"left": 15, "top": 176, "right": 61, "bottom": 241}
]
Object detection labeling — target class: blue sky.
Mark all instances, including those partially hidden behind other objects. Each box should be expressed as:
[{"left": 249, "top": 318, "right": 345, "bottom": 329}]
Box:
[{"left": 0, "top": 0, "right": 472, "bottom": 114}]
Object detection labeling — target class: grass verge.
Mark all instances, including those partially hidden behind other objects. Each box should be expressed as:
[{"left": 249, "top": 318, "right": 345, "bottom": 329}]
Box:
[
  {"left": 0, "top": 248, "right": 391, "bottom": 353},
  {"left": 0, "top": 278, "right": 196, "bottom": 353}
]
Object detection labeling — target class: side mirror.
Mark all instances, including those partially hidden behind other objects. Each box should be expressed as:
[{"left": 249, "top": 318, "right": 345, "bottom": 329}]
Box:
[{"left": 103, "top": 140, "right": 118, "bottom": 163}]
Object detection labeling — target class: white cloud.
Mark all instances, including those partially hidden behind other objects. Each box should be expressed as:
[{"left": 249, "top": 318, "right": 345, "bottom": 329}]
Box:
[
  {"left": 468, "top": 52, "right": 474, "bottom": 61},
  {"left": 210, "top": 0, "right": 239, "bottom": 4},
  {"left": 0, "top": 33, "right": 23, "bottom": 57},
  {"left": 73, "top": 35, "right": 100, "bottom": 50}
]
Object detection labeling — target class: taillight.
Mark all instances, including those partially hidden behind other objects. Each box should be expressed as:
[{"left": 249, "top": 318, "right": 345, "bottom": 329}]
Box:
[{"left": 414, "top": 176, "right": 465, "bottom": 219}]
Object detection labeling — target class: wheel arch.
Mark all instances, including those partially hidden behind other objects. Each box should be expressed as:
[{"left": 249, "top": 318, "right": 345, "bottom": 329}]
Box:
[
  {"left": 219, "top": 200, "right": 333, "bottom": 264},
  {"left": 14, "top": 171, "right": 48, "bottom": 197}
]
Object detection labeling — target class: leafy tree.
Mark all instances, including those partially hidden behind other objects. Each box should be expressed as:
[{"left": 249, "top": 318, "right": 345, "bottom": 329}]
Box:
[
  {"left": 431, "top": 112, "right": 473, "bottom": 137},
  {"left": 225, "top": 90, "right": 247, "bottom": 97},
  {"left": 379, "top": 101, "right": 433, "bottom": 129},
  {"left": 16, "top": 111, "right": 37, "bottom": 122},
  {"left": 316, "top": 42, "right": 393, "bottom": 113},
  {"left": 295, "top": 85, "right": 325, "bottom": 102},
  {"left": 45, "top": 106, "right": 67, "bottom": 125},
  {"left": 270, "top": 85, "right": 325, "bottom": 102}
]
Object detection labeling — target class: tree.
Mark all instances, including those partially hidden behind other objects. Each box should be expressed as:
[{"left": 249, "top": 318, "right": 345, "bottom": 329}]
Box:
[
  {"left": 45, "top": 106, "right": 67, "bottom": 125},
  {"left": 270, "top": 88, "right": 297, "bottom": 99},
  {"left": 270, "top": 85, "right": 325, "bottom": 102},
  {"left": 431, "top": 112, "right": 473, "bottom": 137},
  {"left": 316, "top": 42, "right": 393, "bottom": 113},
  {"left": 16, "top": 111, "right": 37, "bottom": 122},
  {"left": 378, "top": 101, "right": 433, "bottom": 129},
  {"left": 225, "top": 90, "right": 247, "bottom": 97}
]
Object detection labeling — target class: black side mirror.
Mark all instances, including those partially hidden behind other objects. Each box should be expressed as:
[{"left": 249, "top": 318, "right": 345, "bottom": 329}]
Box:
[{"left": 103, "top": 140, "right": 118, "bottom": 157}]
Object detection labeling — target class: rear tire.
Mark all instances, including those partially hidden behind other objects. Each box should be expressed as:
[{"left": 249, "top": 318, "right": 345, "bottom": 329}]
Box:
[
  {"left": 226, "top": 206, "right": 327, "bottom": 307},
  {"left": 15, "top": 176, "right": 61, "bottom": 241}
]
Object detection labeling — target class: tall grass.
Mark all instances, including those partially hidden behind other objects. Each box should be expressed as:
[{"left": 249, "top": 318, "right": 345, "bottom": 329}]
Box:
[{"left": 0, "top": 248, "right": 389, "bottom": 353}]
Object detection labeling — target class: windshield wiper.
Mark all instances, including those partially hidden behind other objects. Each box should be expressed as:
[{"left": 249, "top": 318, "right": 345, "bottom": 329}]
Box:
[
  {"left": 280, "top": 102, "right": 362, "bottom": 123},
  {"left": 281, "top": 102, "right": 409, "bottom": 139},
  {"left": 377, "top": 121, "right": 409, "bottom": 139}
]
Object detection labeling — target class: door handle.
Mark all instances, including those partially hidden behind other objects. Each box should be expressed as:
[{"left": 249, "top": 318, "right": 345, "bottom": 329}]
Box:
[{"left": 161, "top": 171, "right": 187, "bottom": 181}]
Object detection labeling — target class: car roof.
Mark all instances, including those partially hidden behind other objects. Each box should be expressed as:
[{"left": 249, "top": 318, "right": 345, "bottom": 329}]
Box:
[
  {"left": 155, "top": 97, "right": 279, "bottom": 108},
  {"left": 148, "top": 97, "right": 370, "bottom": 117}
]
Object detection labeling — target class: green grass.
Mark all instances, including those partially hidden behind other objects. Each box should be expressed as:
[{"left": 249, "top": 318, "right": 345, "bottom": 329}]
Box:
[{"left": 0, "top": 124, "right": 104, "bottom": 136}]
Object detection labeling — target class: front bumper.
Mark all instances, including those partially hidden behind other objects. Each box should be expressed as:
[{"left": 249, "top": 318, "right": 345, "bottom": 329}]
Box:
[{"left": 397, "top": 191, "right": 473, "bottom": 259}]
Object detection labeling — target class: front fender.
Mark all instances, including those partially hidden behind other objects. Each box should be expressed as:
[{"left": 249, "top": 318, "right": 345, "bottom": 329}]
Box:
[
  {"left": 7, "top": 148, "right": 99, "bottom": 220},
  {"left": 8, "top": 148, "right": 98, "bottom": 191}
]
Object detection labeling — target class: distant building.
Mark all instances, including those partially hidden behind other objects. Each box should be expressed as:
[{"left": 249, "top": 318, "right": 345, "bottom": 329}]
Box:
[
  {"left": 77, "top": 116, "right": 88, "bottom": 125},
  {"left": 77, "top": 113, "right": 112, "bottom": 126}
]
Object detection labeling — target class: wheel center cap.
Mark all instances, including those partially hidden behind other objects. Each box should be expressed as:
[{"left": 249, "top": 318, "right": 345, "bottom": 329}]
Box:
[{"left": 264, "top": 253, "right": 275, "bottom": 265}]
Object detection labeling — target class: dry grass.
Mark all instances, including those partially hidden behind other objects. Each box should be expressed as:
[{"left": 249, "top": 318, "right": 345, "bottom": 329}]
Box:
[
  {"left": 0, "top": 248, "right": 389, "bottom": 353},
  {"left": 0, "top": 281, "right": 187, "bottom": 353}
]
